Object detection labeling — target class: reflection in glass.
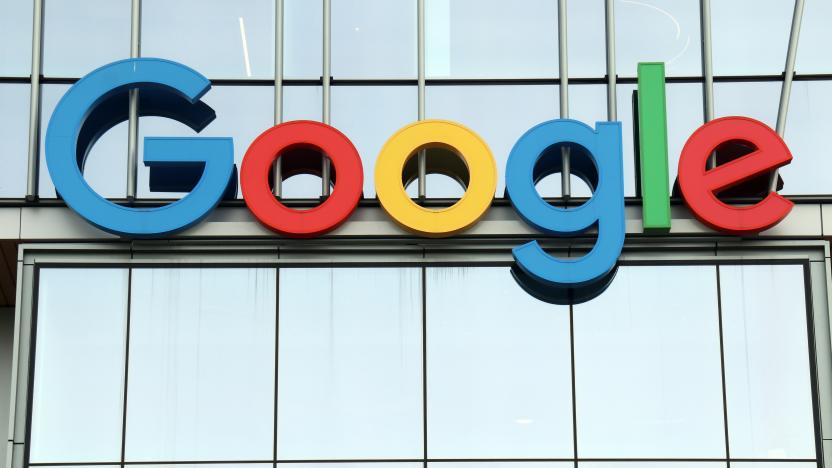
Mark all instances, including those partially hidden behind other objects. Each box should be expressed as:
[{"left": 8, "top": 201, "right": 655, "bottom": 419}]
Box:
[
  {"left": 332, "top": 86, "right": 417, "bottom": 197},
  {"left": 125, "top": 268, "right": 276, "bottom": 461},
  {"left": 720, "top": 265, "right": 815, "bottom": 459},
  {"left": 574, "top": 265, "right": 725, "bottom": 458},
  {"left": 783, "top": 81, "right": 832, "bottom": 195},
  {"left": 795, "top": 0, "right": 832, "bottom": 74},
  {"left": 39, "top": 84, "right": 128, "bottom": 199},
  {"left": 30, "top": 269, "right": 128, "bottom": 463},
  {"left": 0, "top": 84, "right": 30, "bottom": 198},
  {"left": 0, "top": 0, "right": 33, "bottom": 76},
  {"left": 137, "top": 85, "right": 273, "bottom": 199},
  {"left": 277, "top": 268, "right": 423, "bottom": 459},
  {"left": 567, "top": 0, "right": 606, "bottom": 78},
  {"left": 141, "top": 0, "right": 274, "bottom": 79},
  {"left": 332, "top": 0, "right": 417, "bottom": 78},
  {"left": 43, "top": 0, "right": 130, "bottom": 77},
  {"left": 426, "top": 85, "right": 558, "bottom": 196},
  {"left": 426, "top": 267, "right": 573, "bottom": 458},
  {"left": 284, "top": 0, "right": 322, "bottom": 79},
  {"left": 425, "top": 0, "right": 558, "bottom": 78},
  {"left": 615, "top": 0, "right": 701, "bottom": 77},
  {"left": 711, "top": 0, "right": 792, "bottom": 76}
]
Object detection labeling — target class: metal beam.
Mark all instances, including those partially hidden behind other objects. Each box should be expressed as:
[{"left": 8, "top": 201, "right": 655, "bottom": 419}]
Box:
[
  {"left": 417, "top": 0, "right": 426, "bottom": 198},
  {"left": 700, "top": 0, "right": 716, "bottom": 168},
  {"left": 25, "top": 0, "right": 44, "bottom": 201},
  {"left": 273, "top": 0, "right": 285, "bottom": 198},
  {"left": 321, "top": 0, "right": 332, "bottom": 197},
  {"left": 604, "top": 0, "right": 616, "bottom": 121},
  {"left": 126, "top": 0, "right": 141, "bottom": 201},
  {"left": 770, "top": 0, "right": 806, "bottom": 192},
  {"left": 558, "top": 0, "right": 570, "bottom": 198}
]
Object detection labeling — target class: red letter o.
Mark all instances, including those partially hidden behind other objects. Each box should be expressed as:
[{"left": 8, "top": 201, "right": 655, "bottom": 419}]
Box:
[{"left": 240, "top": 121, "right": 363, "bottom": 237}]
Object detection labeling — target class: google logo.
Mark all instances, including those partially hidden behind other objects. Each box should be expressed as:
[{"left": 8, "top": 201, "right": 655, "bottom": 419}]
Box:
[{"left": 45, "top": 58, "right": 794, "bottom": 295}]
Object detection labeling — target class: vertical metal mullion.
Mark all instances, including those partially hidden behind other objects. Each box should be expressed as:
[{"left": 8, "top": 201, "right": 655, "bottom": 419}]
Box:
[
  {"left": 557, "top": 0, "right": 570, "bottom": 199},
  {"left": 273, "top": 0, "right": 285, "bottom": 198},
  {"left": 321, "top": 0, "right": 332, "bottom": 197},
  {"left": 604, "top": 0, "right": 616, "bottom": 121},
  {"left": 715, "top": 266, "right": 731, "bottom": 468},
  {"left": 126, "top": 0, "right": 141, "bottom": 201},
  {"left": 700, "top": 0, "right": 716, "bottom": 168},
  {"left": 770, "top": 0, "right": 805, "bottom": 192},
  {"left": 417, "top": 0, "right": 426, "bottom": 199},
  {"left": 119, "top": 269, "right": 133, "bottom": 468},
  {"left": 25, "top": 0, "right": 44, "bottom": 201}
]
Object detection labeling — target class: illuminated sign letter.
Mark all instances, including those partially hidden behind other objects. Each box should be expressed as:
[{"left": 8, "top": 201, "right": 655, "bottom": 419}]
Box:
[
  {"left": 678, "top": 116, "right": 793, "bottom": 234},
  {"left": 506, "top": 119, "right": 625, "bottom": 290},
  {"left": 45, "top": 58, "right": 234, "bottom": 237}
]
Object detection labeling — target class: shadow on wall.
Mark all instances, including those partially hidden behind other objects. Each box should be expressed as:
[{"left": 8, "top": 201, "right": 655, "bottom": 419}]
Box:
[
  {"left": 0, "top": 308, "right": 13, "bottom": 465},
  {"left": 0, "top": 243, "right": 16, "bottom": 308}
]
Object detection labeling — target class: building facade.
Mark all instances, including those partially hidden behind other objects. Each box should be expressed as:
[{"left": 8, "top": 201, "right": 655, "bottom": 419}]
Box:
[{"left": 0, "top": 1, "right": 831, "bottom": 468}]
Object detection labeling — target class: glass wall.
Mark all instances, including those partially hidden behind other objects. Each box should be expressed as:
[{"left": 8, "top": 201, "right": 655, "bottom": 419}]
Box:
[
  {"left": 28, "top": 263, "right": 819, "bottom": 465},
  {"left": 7, "top": 0, "right": 829, "bottom": 201}
]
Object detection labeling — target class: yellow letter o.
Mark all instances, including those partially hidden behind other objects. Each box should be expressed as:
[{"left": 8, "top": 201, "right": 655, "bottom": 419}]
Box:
[{"left": 375, "top": 120, "right": 497, "bottom": 237}]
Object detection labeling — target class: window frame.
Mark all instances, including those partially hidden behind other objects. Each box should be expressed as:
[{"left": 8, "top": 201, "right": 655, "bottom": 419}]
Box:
[{"left": 10, "top": 240, "right": 829, "bottom": 468}]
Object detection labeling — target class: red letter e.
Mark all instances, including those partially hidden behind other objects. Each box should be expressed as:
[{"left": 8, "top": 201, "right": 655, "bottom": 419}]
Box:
[{"left": 678, "top": 117, "right": 793, "bottom": 235}]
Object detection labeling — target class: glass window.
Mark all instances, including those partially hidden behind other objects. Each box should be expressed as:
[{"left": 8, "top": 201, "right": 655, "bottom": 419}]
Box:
[
  {"left": 615, "top": 84, "right": 639, "bottom": 198},
  {"left": 281, "top": 85, "right": 323, "bottom": 199},
  {"left": 332, "top": 0, "right": 417, "bottom": 79},
  {"left": 283, "top": 85, "right": 322, "bottom": 122},
  {"left": 426, "top": 85, "right": 558, "bottom": 197},
  {"left": 277, "top": 268, "right": 423, "bottom": 459},
  {"left": 284, "top": 0, "right": 322, "bottom": 79},
  {"left": 125, "top": 268, "right": 276, "bottom": 461},
  {"left": 430, "top": 463, "right": 572, "bottom": 468},
  {"left": 137, "top": 85, "right": 273, "bottom": 199},
  {"left": 332, "top": 86, "right": 417, "bottom": 197},
  {"left": 0, "top": 0, "right": 33, "bottom": 76},
  {"left": 573, "top": 265, "right": 725, "bottom": 458},
  {"left": 426, "top": 267, "right": 573, "bottom": 458},
  {"left": 616, "top": 83, "right": 702, "bottom": 197},
  {"left": 565, "top": 84, "right": 612, "bottom": 198},
  {"left": 39, "top": 84, "right": 128, "bottom": 199},
  {"left": 719, "top": 264, "right": 815, "bottom": 459},
  {"left": 43, "top": 0, "right": 130, "bottom": 78},
  {"left": 141, "top": 0, "right": 274, "bottom": 79},
  {"left": 581, "top": 464, "right": 727, "bottom": 468},
  {"left": 713, "top": 81, "right": 779, "bottom": 126},
  {"left": 711, "top": 0, "right": 793, "bottom": 76},
  {"left": 282, "top": 464, "right": 422, "bottom": 468},
  {"left": 30, "top": 268, "right": 128, "bottom": 463},
  {"left": 0, "top": 84, "right": 30, "bottom": 198},
  {"left": 567, "top": 0, "right": 606, "bottom": 78},
  {"left": 783, "top": 80, "right": 832, "bottom": 195},
  {"left": 795, "top": 0, "right": 832, "bottom": 74},
  {"left": 731, "top": 464, "right": 817, "bottom": 468},
  {"left": 425, "top": 0, "right": 558, "bottom": 78},
  {"left": 615, "top": 0, "right": 701, "bottom": 77}
]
